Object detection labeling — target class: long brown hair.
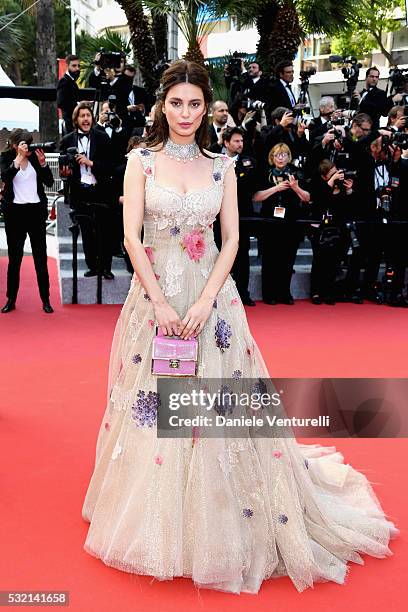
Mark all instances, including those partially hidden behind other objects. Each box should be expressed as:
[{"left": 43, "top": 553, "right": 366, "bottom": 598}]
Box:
[{"left": 145, "top": 60, "right": 212, "bottom": 156}]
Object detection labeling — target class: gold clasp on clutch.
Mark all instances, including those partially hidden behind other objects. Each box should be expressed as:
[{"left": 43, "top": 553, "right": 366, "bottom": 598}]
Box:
[{"left": 169, "top": 359, "right": 180, "bottom": 368}]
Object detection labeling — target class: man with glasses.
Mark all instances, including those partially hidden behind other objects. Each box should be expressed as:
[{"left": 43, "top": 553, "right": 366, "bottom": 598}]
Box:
[{"left": 269, "top": 60, "right": 296, "bottom": 113}]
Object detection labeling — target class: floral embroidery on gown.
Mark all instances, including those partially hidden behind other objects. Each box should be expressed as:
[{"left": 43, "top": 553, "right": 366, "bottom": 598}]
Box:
[{"left": 82, "top": 147, "right": 398, "bottom": 595}]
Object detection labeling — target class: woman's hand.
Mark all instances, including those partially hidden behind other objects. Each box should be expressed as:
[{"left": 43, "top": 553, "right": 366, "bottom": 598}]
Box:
[
  {"left": 35, "top": 148, "right": 46, "bottom": 167},
  {"left": 288, "top": 174, "right": 299, "bottom": 190},
  {"left": 153, "top": 301, "right": 183, "bottom": 337},
  {"left": 179, "top": 296, "right": 214, "bottom": 340},
  {"left": 328, "top": 170, "right": 344, "bottom": 189},
  {"left": 274, "top": 180, "right": 291, "bottom": 192}
]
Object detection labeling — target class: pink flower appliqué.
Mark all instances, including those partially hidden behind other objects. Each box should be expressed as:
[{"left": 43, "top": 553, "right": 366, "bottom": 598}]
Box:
[
  {"left": 104, "top": 422, "right": 110, "bottom": 431},
  {"left": 181, "top": 230, "right": 206, "bottom": 262},
  {"left": 144, "top": 246, "right": 155, "bottom": 264},
  {"left": 273, "top": 450, "right": 282, "bottom": 458},
  {"left": 155, "top": 455, "right": 163, "bottom": 465},
  {"left": 148, "top": 319, "right": 155, "bottom": 328},
  {"left": 145, "top": 166, "right": 152, "bottom": 176},
  {"left": 231, "top": 298, "right": 239, "bottom": 306}
]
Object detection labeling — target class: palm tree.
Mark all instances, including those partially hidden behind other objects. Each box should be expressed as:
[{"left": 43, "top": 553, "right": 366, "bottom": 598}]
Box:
[
  {"left": 0, "top": 13, "right": 23, "bottom": 68},
  {"left": 145, "top": 1, "right": 239, "bottom": 65}
]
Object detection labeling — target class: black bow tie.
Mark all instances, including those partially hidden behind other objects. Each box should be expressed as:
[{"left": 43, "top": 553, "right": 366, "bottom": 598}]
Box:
[
  {"left": 78, "top": 132, "right": 89, "bottom": 140},
  {"left": 216, "top": 126, "right": 222, "bottom": 132}
]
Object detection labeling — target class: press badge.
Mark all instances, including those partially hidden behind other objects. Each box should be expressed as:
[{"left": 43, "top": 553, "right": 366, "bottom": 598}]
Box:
[
  {"left": 274, "top": 206, "right": 286, "bottom": 218},
  {"left": 391, "top": 177, "right": 399, "bottom": 188},
  {"left": 81, "top": 174, "right": 94, "bottom": 185}
]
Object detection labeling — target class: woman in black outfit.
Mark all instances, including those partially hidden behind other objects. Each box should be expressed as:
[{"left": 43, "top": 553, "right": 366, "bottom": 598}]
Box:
[
  {"left": 254, "top": 143, "right": 310, "bottom": 304},
  {"left": 309, "top": 159, "right": 355, "bottom": 305},
  {"left": 0, "top": 129, "right": 54, "bottom": 313}
]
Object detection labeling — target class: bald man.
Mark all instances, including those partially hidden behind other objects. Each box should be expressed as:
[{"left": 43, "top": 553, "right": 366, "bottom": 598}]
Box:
[{"left": 209, "top": 100, "right": 235, "bottom": 145}]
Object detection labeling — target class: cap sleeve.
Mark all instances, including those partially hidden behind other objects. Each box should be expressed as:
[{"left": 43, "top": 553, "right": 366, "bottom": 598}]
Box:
[
  {"left": 126, "top": 147, "right": 154, "bottom": 178},
  {"left": 213, "top": 154, "right": 235, "bottom": 183}
]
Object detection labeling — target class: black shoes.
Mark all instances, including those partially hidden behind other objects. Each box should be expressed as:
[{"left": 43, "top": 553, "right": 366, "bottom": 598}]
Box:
[
  {"left": 281, "top": 295, "right": 295, "bottom": 305},
  {"left": 84, "top": 269, "right": 115, "bottom": 280},
  {"left": 264, "top": 298, "right": 277, "bottom": 305},
  {"left": 311, "top": 294, "right": 322, "bottom": 305},
  {"left": 1, "top": 300, "right": 15, "bottom": 313},
  {"left": 242, "top": 297, "right": 256, "bottom": 306},
  {"left": 42, "top": 300, "right": 54, "bottom": 314},
  {"left": 84, "top": 269, "right": 97, "bottom": 277}
]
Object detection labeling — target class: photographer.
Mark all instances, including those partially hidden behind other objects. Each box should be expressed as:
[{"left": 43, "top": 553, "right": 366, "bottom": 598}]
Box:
[
  {"left": 88, "top": 51, "right": 132, "bottom": 125},
  {"left": 60, "top": 102, "right": 114, "bottom": 279},
  {"left": 346, "top": 134, "right": 408, "bottom": 304},
  {"left": 254, "top": 143, "right": 310, "bottom": 304},
  {"left": 124, "top": 64, "right": 155, "bottom": 132},
  {"left": 269, "top": 60, "right": 296, "bottom": 112},
  {"left": 258, "top": 106, "right": 311, "bottom": 173},
  {"left": 57, "top": 54, "right": 81, "bottom": 135},
  {"left": 353, "top": 67, "right": 388, "bottom": 130},
  {"left": 95, "top": 99, "right": 128, "bottom": 166},
  {"left": 387, "top": 105, "right": 407, "bottom": 132},
  {"left": 309, "top": 160, "right": 355, "bottom": 305},
  {"left": 212, "top": 127, "right": 258, "bottom": 305},
  {"left": 208, "top": 100, "right": 234, "bottom": 145},
  {"left": 0, "top": 129, "right": 54, "bottom": 313},
  {"left": 308, "top": 97, "right": 345, "bottom": 148}
]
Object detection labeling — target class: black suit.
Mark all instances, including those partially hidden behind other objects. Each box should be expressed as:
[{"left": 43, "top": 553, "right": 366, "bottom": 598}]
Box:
[
  {"left": 57, "top": 73, "right": 80, "bottom": 134},
  {"left": 127, "top": 85, "right": 155, "bottom": 129},
  {"left": 213, "top": 154, "right": 257, "bottom": 302},
  {"left": 60, "top": 128, "right": 114, "bottom": 273},
  {"left": 269, "top": 80, "right": 296, "bottom": 112},
  {"left": 356, "top": 87, "right": 388, "bottom": 130},
  {"left": 88, "top": 71, "right": 132, "bottom": 124},
  {"left": 208, "top": 124, "right": 225, "bottom": 146},
  {"left": 0, "top": 150, "right": 54, "bottom": 303}
]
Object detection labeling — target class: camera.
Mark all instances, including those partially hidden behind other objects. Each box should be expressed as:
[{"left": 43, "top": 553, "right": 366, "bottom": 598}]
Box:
[
  {"left": 105, "top": 94, "right": 121, "bottom": 130},
  {"left": 153, "top": 57, "right": 170, "bottom": 80},
  {"left": 389, "top": 67, "right": 408, "bottom": 94},
  {"left": 96, "top": 48, "right": 126, "bottom": 71},
  {"left": 299, "top": 67, "right": 316, "bottom": 80},
  {"left": 334, "top": 169, "right": 356, "bottom": 189},
  {"left": 377, "top": 185, "right": 392, "bottom": 213},
  {"left": 28, "top": 141, "right": 56, "bottom": 153},
  {"left": 392, "top": 131, "right": 408, "bottom": 149},
  {"left": 227, "top": 52, "right": 242, "bottom": 80},
  {"left": 59, "top": 146, "right": 78, "bottom": 172}
]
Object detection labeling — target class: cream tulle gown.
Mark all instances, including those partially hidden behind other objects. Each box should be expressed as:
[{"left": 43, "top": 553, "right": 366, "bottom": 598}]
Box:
[{"left": 82, "top": 147, "right": 398, "bottom": 595}]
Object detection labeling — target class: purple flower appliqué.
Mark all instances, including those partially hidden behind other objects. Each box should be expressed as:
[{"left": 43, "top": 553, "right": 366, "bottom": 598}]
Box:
[
  {"left": 304, "top": 458, "right": 309, "bottom": 469},
  {"left": 243, "top": 508, "right": 253, "bottom": 518},
  {"left": 213, "top": 171, "right": 222, "bottom": 182},
  {"left": 143, "top": 293, "right": 150, "bottom": 301},
  {"left": 213, "top": 299, "right": 217, "bottom": 309},
  {"left": 251, "top": 378, "right": 267, "bottom": 396},
  {"left": 132, "top": 354, "right": 142, "bottom": 364},
  {"left": 213, "top": 384, "right": 235, "bottom": 417},
  {"left": 170, "top": 226, "right": 180, "bottom": 236},
  {"left": 232, "top": 369, "right": 242, "bottom": 380},
  {"left": 140, "top": 148, "right": 150, "bottom": 156},
  {"left": 278, "top": 514, "right": 288, "bottom": 524},
  {"left": 131, "top": 390, "right": 161, "bottom": 427},
  {"left": 214, "top": 315, "right": 232, "bottom": 352}
]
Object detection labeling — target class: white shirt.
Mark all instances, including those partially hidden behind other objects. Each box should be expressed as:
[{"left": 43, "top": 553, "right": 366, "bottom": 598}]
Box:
[
  {"left": 77, "top": 131, "right": 97, "bottom": 185},
  {"left": 13, "top": 160, "right": 40, "bottom": 204}
]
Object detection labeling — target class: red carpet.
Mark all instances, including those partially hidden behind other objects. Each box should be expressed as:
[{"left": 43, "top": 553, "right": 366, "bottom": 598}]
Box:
[{"left": 0, "top": 255, "right": 407, "bottom": 611}]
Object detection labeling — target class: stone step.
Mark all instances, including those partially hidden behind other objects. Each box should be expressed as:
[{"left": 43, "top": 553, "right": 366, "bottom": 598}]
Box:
[
  {"left": 58, "top": 251, "right": 130, "bottom": 271},
  {"left": 59, "top": 274, "right": 132, "bottom": 305}
]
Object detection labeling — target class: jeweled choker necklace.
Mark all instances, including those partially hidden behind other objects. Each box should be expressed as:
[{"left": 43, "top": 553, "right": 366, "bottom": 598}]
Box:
[{"left": 163, "top": 138, "right": 201, "bottom": 163}]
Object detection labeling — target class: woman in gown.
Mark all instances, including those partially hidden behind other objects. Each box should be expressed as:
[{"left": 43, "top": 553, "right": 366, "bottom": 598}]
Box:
[{"left": 82, "top": 60, "right": 398, "bottom": 595}]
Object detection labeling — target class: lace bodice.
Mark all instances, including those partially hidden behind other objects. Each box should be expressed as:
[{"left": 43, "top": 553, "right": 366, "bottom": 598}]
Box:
[{"left": 127, "top": 147, "right": 234, "bottom": 231}]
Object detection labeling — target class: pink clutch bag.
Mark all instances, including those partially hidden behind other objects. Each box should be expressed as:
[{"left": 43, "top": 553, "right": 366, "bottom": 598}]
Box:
[{"left": 151, "top": 327, "right": 198, "bottom": 376}]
